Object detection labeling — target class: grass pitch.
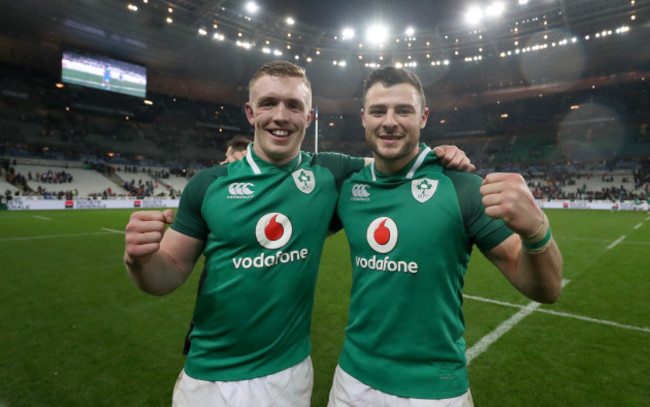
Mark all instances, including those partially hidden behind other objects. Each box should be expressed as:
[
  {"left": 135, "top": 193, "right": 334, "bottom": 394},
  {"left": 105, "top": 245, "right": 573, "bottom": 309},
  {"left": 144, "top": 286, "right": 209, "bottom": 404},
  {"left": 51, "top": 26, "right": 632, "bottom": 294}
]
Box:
[{"left": 1, "top": 208, "right": 648, "bottom": 406}]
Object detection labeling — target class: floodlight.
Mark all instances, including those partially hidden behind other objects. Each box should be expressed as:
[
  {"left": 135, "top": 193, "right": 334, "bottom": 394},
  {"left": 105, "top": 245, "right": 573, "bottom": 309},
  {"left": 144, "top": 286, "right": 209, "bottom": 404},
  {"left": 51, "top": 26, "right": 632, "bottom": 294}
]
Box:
[
  {"left": 485, "top": 2, "right": 505, "bottom": 18},
  {"left": 342, "top": 28, "right": 355, "bottom": 40},
  {"left": 465, "top": 6, "right": 483, "bottom": 26},
  {"left": 366, "top": 24, "right": 389, "bottom": 45},
  {"left": 245, "top": 2, "right": 259, "bottom": 14}
]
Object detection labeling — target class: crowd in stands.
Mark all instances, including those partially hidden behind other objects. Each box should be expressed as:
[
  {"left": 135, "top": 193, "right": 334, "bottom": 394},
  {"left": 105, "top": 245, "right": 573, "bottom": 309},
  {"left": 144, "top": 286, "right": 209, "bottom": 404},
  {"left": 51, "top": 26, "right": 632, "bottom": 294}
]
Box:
[
  {"left": 4, "top": 153, "right": 649, "bottom": 204},
  {"left": 2, "top": 61, "right": 649, "bottom": 205}
]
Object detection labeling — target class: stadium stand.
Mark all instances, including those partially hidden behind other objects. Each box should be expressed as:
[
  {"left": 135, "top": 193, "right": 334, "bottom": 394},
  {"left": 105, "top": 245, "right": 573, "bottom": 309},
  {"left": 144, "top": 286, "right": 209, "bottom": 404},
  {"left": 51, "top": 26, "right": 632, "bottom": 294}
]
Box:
[{"left": 1, "top": 60, "right": 649, "bottom": 203}]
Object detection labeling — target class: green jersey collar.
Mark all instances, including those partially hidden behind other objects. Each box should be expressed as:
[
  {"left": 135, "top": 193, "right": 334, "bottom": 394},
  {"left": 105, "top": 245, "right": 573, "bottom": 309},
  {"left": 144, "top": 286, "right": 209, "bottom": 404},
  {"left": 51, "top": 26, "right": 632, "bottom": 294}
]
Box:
[
  {"left": 245, "top": 143, "right": 303, "bottom": 175},
  {"left": 370, "top": 144, "right": 432, "bottom": 181}
]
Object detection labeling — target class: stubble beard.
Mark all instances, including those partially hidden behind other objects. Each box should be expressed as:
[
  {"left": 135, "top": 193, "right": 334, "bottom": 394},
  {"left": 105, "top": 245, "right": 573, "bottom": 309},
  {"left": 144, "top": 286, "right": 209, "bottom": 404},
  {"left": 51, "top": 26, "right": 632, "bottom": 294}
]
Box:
[{"left": 368, "top": 135, "right": 418, "bottom": 164}]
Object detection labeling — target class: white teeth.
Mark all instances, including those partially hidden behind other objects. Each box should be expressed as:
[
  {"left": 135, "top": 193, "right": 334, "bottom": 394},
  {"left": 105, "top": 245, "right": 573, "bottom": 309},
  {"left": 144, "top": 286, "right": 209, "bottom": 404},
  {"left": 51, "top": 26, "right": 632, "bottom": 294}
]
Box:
[{"left": 271, "top": 130, "right": 289, "bottom": 136}]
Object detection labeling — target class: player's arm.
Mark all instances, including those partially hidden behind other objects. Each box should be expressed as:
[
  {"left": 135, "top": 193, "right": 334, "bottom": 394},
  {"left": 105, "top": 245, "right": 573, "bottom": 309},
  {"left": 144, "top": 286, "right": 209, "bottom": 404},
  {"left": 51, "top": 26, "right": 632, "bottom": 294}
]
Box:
[
  {"left": 124, "top": 209, "right": 204, "bottom": 296},
  {"left": 480, "top": 173, "right": 563, "bottom": 304},
  {"left": 361, "top": 144, "right": 475, "bottom": 171}
]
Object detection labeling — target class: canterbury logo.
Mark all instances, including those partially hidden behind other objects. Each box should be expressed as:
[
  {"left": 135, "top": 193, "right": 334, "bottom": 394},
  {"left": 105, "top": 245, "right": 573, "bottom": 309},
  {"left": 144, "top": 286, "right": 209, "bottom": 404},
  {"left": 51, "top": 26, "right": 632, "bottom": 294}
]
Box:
[
  {"left": 351, "top": 184, "right": 370, "bottom": 200},
  {"left": 228, "top": 182, "right": 254, "bottom": 198}
]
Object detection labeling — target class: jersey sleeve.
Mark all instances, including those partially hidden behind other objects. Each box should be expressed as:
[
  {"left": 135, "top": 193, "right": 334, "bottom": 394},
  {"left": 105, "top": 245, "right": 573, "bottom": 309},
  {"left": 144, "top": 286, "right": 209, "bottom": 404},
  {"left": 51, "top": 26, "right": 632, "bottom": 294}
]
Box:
[
  {"left": 171, "top": 166, "right": 227, "bottom": 240},
  {"left": 444, "top": 169, "right": 514, "bottom": 253},
  {"left": 313, "top": 152, "right": 365, "bottom": 234},
  {"left": 313, "top": 152, "right": 365, "bottom": 190}
]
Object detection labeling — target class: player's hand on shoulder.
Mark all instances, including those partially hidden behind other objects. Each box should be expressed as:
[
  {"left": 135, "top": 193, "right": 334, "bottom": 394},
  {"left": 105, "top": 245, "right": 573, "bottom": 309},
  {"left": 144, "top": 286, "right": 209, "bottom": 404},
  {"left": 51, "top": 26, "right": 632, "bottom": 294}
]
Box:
[
  {"left": 219, "top": 150, "right": 247, "bottom": 165},
  {"left": 124, "top": 209, "right": 175, "bottom": 263},
  {"left": 432, "top": 145, "right": 475, "bottom": 172},
  {"left": 479, "top": 173, "right": 544, "bottom": 236}
]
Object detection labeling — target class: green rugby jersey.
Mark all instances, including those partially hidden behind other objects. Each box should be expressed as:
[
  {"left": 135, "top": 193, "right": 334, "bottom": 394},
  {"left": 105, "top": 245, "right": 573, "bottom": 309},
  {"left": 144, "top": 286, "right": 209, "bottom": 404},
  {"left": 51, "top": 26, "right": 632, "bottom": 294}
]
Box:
[
  {"left": 171, "top": 144, "right": 364, "bottom": 381},
  {"left": 336, "top": 144, "right": 513, "bottom": 399}
]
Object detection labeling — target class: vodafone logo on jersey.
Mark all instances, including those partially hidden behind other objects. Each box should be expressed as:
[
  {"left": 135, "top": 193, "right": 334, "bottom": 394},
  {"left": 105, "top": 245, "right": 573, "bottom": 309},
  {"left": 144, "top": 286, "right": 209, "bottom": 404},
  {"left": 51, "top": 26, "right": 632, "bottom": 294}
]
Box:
[
  {"left": 255, "top": 213, "right": 293, "bottom": 249},
  {"left": 366, "top": 217, "right": 398, "bottom": 254},
  {"left": 232, "top": 212, "right": 310, "bottom": 270},
  {"left": 357, "top": 216, "right": 417, "bottom": 273}
]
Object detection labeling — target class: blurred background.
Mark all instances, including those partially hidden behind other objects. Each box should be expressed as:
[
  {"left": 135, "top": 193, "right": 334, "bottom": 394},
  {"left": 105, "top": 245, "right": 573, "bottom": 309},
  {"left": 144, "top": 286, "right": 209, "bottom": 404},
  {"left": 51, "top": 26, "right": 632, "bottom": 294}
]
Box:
[{"left": 0, "top": 0, "right": 649, "bottom": 202}]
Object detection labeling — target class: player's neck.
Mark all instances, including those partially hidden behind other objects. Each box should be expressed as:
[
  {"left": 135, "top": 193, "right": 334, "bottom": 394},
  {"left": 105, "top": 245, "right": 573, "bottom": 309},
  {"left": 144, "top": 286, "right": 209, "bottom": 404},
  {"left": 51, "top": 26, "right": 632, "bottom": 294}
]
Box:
[{"left": 373, "top": 146, "right": 420, "bottom": 175}]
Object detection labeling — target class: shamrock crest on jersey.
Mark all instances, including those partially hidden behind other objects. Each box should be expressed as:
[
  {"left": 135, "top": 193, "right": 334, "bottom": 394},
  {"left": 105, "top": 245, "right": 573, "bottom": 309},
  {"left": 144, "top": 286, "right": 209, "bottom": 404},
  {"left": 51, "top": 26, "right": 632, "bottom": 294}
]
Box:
[
  {"left": 411, "top": 178, "right": 438, "bottom": 203},
  {"left": 292, "top": 169, "right": 315, "bottom": 194}
]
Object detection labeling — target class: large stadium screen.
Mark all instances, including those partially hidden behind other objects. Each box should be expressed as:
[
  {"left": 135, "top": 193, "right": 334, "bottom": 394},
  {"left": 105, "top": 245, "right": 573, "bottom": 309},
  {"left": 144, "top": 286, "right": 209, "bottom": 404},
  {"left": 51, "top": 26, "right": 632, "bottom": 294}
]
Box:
[{"left": 61, "top": 50, "right": 147, "bottom": 98}]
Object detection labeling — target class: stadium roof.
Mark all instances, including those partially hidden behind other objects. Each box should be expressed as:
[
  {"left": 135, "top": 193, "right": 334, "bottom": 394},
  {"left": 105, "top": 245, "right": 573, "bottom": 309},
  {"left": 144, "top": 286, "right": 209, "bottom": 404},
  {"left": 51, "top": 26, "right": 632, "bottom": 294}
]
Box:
[{"left": 0, "top": 0, "right": 648, "bottom": 113}]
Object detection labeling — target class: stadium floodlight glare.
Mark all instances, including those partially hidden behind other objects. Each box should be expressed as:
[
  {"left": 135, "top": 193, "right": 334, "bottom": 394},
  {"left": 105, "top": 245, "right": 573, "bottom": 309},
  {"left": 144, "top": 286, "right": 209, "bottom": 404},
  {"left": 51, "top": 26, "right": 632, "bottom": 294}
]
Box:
[
  {"left": 465, "top": 6, "right": 483, "bottom": 26},
  {"left": 366, "top": 24, "right": 389, "bottom": 45},
  {"left": 198, "top": 28, "right": 208, "bottom": 36},
  {"left": 485, "top": 2, "right": 505, "bottom": 18},
  {"left": 342, "top": 28, "right": 355, "bottom": 40},
  {"left": 236, "top": 40, "right": 253, "bottom": 49},
  {"left": 518, "top": 0, "right": 528, "bottom": 4},
  {"left": 405, "top": 27, "right": 415, "bottom": 37},
  {"left": 286, "top": 17, "right": 295, "bottom": 26},
  {"left": 245, "top": 1, "right": 259, "bottom": 14}
]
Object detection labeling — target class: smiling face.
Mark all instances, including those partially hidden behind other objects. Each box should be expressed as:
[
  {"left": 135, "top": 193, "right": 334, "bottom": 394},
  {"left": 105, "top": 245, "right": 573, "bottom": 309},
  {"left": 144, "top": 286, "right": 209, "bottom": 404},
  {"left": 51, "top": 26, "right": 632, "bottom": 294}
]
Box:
[
  {"left": 362, "top": 82, "right": 429, "bottom": 174},
  {"left": 245, "top": 74, "right": 314, "bottom": 165}
]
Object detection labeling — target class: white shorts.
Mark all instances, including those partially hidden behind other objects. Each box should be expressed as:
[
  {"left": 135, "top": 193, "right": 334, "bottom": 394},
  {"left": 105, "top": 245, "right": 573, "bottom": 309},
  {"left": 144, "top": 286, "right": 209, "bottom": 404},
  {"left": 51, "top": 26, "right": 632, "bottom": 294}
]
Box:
[
  {"left": 172, "top": 356, "right": 313, "bottom": 407},
  {"left": 327, "top": 365, "right": 474, "bottom": 407}
]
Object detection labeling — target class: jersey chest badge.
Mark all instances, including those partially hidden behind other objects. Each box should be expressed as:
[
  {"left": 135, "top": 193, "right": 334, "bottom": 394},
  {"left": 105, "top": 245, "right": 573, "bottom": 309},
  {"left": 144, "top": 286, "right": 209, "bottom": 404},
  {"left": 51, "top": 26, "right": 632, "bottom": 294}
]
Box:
[
  {"left": 292, "top": 169, "right": 315, "bottom": 194},
  {"left": 411, "top": 178, "right": 438, "bottom": 203}
]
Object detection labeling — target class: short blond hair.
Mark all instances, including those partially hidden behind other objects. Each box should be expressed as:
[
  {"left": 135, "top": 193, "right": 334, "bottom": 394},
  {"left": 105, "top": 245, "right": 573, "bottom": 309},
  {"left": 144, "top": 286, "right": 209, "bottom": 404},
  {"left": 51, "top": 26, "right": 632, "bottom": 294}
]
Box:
[{"left": 248, "top": 61, "right": 312, "bottom": 99}]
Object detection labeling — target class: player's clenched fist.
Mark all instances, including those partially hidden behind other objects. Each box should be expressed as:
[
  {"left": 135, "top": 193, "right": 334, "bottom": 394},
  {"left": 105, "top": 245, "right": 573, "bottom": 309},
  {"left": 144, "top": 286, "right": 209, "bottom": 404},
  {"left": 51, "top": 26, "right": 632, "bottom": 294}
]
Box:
[
  {"left": 124, "top": 209, "right": 175, "bottom": 264},
  {"left": 479, "top": 173, "right": 544, "bottom": 238}
]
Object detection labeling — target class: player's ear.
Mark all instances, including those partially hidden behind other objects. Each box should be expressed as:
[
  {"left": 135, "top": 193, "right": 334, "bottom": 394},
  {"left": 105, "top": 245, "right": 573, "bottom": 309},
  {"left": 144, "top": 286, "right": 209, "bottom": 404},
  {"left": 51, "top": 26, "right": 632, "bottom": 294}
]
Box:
[
  {"left": 305, "top": 107, "right": 315, "bottom": 127},
  {"left": 244, "top": 103, "right": 255, "bottom": 126},
  {"left": 420, "top": 107, "right": 429, "bottom": 129}
]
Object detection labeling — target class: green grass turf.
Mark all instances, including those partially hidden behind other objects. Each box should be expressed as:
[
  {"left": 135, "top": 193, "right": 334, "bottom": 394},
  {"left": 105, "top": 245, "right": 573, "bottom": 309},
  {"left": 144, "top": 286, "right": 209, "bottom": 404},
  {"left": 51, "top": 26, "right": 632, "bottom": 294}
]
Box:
[{"left": 1, "top": 208, "right": 648, "bottom": 406}]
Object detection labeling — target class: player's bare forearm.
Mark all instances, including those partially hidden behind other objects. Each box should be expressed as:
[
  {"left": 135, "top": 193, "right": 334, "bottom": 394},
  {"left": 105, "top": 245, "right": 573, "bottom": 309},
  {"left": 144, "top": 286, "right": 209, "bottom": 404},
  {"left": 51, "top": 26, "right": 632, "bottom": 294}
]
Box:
[
  {"left": 125, "top": 249, "right": 188, "bottom": 296},
  {"left": 481, "top": 173, "right": 563, "bottom": 303},
  {"left": 517, "top": 238, "right": 563, "bottom": 303},
  {"left": 124, "top": 210, "right": 202, "bottom": 296},
  {"left": 487, "top": 234, "right": 563, "bottom": 304}
]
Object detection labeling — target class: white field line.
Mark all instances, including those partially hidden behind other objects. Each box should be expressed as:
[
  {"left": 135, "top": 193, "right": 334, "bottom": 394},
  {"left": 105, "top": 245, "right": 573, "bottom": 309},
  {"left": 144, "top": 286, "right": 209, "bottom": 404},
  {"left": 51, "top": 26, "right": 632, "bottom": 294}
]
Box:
[
  {"left": 607, "top": 235, "right": 626, "bottom": 249},
  {"left": 0, "top": 227, "right": 124, "bottom": 242},
  {"left": 465, "top": 279, "right": 571, "bottom": 365},
  {"left": 464, "top": 292, "right": 649, "bottom": 334},
  {"left": 559, "top": 236, "right": 650, "bottom": 246},
  {"left": 625, "top": 240, "right": 650, "bottom": 246},
  {"left": 559, "top": 237, "right": 614, "bottom": 243},
  {"left": 33, "top": 216, "right": 51, "bottom": 220},
  {"left": 0, "top": 232, "right": 113, "bottom": 242},
  {"left": 634, "top": 223, "right": 642, "bottom": 230},
  {"left": 101, "top": 228, "right": 125, "bottom": 234},
  {"left": 535, "top": 308, "right": 650, "bottom": 334}
]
